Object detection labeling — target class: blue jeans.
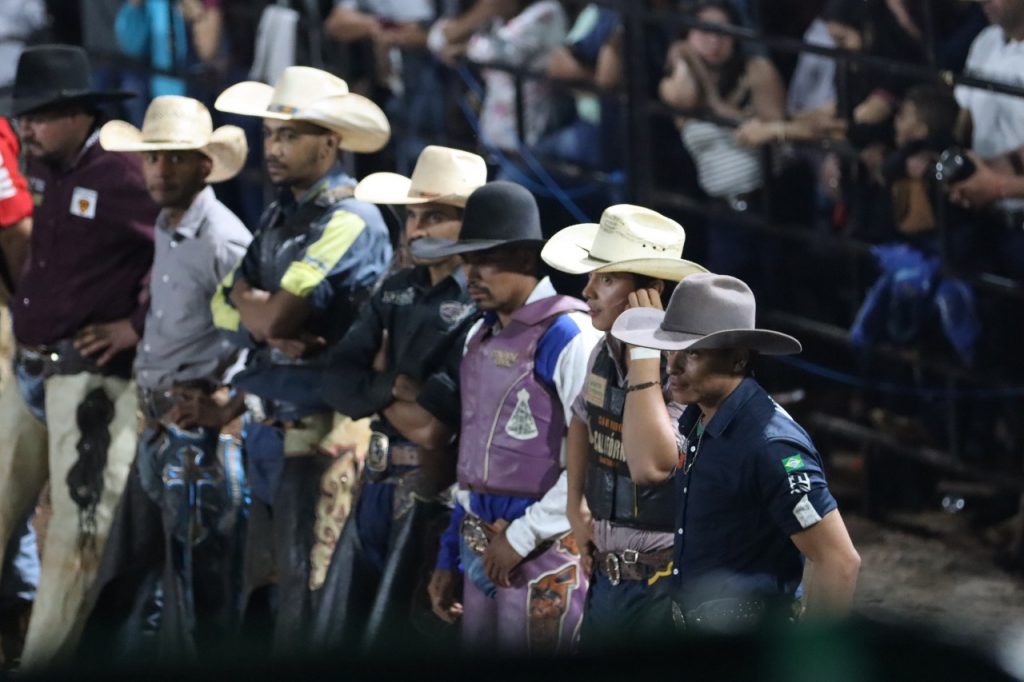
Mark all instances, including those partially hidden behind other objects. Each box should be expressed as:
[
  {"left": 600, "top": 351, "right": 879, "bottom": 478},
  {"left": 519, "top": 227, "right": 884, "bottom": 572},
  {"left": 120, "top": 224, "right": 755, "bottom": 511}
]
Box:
[
  {"left": 578, "top": 569, "right": 674, "bottom": 652},
  {"left": 458, "top": 535, "right": 497, "bottom": 600}
]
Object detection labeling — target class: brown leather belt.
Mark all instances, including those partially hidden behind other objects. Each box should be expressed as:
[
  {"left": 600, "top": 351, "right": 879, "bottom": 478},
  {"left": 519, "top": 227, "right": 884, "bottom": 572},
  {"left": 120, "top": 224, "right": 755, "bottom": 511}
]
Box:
[{"left": 594, "top": 547, "right": 674, "bottom": 586}]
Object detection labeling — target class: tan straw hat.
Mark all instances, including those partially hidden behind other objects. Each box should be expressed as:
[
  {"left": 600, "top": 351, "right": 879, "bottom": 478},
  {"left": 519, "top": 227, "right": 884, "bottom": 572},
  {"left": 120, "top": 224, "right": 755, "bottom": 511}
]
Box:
[
  {"left": 542, "top": 204, "right": 707, "bottom": 281},
  {"left": 611, "top": 273, "right": 801, "bottom": 354},
  {"left": 354, "top": 145, "right": 487, "bottom": 208},
  {"left": 99, "top": 95, "right": 248, "bottom": 183},
  {"left": 213, "top": 66, "right": 390, "bottom": 153}
]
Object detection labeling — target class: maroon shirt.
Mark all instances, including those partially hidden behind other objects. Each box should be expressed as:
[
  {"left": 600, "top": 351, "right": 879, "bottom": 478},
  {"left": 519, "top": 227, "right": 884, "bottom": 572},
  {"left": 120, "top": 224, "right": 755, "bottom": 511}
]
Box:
[{"left": 12, "top": 130, "right": 157, "bottom": 346}]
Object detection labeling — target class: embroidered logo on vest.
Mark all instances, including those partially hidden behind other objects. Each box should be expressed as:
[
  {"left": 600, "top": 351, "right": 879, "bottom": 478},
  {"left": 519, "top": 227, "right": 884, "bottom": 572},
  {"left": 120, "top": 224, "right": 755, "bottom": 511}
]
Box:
[
  {"left": 381, "top": 286, "right": 416, "bottom": 305},
  {"left": 505, "top": 388, "right": 539, "bottom": 440},
  {"left": 439, "top": 300, "right": 472, "bottom": 325},
  {"left": 490, "top": 350, "right": 519, "bottom": 368}
]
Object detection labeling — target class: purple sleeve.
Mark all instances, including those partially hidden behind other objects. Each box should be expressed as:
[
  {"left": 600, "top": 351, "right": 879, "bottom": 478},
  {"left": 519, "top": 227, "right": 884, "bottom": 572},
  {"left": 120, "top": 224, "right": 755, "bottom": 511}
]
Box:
[{"left": 435, "top": 503, "right": 465, "bottom": 571}]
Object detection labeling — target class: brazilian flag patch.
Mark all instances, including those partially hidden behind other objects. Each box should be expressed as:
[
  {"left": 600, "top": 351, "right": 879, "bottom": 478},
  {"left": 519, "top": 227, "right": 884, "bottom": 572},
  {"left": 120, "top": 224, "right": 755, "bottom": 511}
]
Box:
[{"left": 782, "top": 454, "right": 805, "bottom": 472}]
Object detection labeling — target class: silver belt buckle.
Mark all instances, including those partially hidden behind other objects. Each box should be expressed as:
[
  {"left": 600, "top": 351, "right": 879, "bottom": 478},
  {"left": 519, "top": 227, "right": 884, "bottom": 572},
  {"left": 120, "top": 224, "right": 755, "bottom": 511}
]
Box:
[
  {"left": 622, "top": 548, "right": 639, "bottom": 564},
  {"left": 366, "top": 432, "right": 389, "bottom": 473},
  {"left": 603, "top": 552, "right": 621, "bottom": 586}
]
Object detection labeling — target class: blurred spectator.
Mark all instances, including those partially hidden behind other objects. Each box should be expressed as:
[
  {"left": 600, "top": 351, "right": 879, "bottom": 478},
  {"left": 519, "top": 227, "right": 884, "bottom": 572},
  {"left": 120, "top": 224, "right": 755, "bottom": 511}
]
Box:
[
  {"left": 429, "top": 0, "right": 567, "bottom": 152},
  {"left": 0, "top": 0, "right": 47, "bottom": 87},
  {"left": 785, "top": 18, "right": 835, "bottom": 117},
  {"left": 115, "top": 0, "right": 225, "bottom": 99},
  {"left": 326, "top": 0, "right": 446, "bottom": 174},
  {"left": 951, "top": 0, "right": 1024, "bottom": 278},
  {"left": 81, "top": 0, "right": 148, "bottom": 125},
  {"left": 533, "top": 4, "right": 621, "bottom": 170},
  {"left": 660, "top": 0, "right": 785, "bottom": 296}
]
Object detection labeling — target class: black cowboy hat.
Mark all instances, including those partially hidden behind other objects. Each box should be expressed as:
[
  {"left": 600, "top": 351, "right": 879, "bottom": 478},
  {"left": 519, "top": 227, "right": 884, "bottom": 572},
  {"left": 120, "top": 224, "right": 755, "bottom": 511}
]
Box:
[
  {"left": 409, "top": 180, "right": 543, "bottom": 260},
  {"left": 0, "top": 45, "right": 134, "bottom": 117}
]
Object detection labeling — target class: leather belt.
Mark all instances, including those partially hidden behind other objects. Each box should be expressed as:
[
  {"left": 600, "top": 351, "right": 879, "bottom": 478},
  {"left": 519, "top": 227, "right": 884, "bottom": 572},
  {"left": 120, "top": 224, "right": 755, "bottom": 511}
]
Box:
[
  {"left": 594, "top": 547, "right": 674, "bottom": 586},
  {"left": 366, "top": 431, "right": 423, "bottom": 474},
  {"left": 17, "top": 338, "right": 132, "bottom": 380},
  {"left": 138, "top": 380, "right": 217, "bottom": 422}
]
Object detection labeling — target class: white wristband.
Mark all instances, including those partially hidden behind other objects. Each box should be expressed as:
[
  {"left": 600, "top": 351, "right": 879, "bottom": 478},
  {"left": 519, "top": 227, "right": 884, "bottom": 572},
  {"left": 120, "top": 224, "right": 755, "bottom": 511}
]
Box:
[{"left": 629, "top": 347, "right": 661, "bottom": 361}]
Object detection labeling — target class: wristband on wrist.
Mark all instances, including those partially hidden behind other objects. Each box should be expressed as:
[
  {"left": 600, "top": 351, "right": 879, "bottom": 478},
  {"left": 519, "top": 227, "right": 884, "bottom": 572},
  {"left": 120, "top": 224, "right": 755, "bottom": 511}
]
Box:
[
  {"left": 629, "top": 347, "right": 661, "bottom": 361},
  {"left": 625, "top": 381, "right": 660, "bottom": 393}
]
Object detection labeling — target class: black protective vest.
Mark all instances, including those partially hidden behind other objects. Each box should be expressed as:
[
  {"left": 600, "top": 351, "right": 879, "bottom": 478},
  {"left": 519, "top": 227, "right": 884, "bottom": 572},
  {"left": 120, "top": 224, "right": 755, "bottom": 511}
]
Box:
[{"left": 583, "top": 344, "right": 675, "bottom": 531}]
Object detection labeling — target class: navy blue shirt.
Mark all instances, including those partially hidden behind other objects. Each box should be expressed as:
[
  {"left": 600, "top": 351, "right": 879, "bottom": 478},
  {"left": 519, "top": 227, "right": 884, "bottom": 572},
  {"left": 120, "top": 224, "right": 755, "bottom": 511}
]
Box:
[{"left": 673, "top": 378, "right": 837, "bottom": 609}]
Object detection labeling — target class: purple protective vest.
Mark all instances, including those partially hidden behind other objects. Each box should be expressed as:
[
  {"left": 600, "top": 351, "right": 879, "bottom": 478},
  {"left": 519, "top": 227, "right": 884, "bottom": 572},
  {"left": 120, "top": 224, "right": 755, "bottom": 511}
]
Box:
[{"left": 458, "top": 295, "right": 588, "bottom": 498}]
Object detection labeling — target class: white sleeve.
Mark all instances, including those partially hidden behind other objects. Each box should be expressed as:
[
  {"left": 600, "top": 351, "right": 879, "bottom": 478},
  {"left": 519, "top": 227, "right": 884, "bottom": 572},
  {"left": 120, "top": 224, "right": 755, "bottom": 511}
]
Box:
[
  {"left": 505, "top": 469, "right": 569, "bottom": 556},
  {"left": 552, "top": 312, "right": 602, "bottom": 427},
  {"left": 466, "top": 0, "right": 565, "bottom": 67}
]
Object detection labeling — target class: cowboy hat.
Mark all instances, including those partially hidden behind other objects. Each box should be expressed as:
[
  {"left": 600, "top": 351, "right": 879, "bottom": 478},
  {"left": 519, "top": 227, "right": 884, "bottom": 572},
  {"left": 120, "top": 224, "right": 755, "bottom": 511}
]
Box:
[
  {"left": 0, "top": 45, "right": 133, "bottom": 117},
  {"left": 213, "top": 66, "right": 390, "bottom": 153},
  {"left": 99, "top": 96, "right": 248, "bottom": 184},
  {"left": 611, "top": 273, "right": 802, "bottom": 354},
  {"left": 542, "top": 204, "right": 707, "bottom": 281},
  {"left": 354, "top": 145, "right": 487, "bottom": 208},
  {"left": 409, "top": 181, "right": 543, "bottom": 260}
]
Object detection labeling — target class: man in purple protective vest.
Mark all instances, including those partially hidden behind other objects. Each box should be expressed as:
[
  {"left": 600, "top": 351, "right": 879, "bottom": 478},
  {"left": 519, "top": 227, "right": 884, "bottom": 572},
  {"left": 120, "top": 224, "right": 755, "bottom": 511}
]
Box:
[{"left": 416, "top": 181, "right": 601, "bottom": 654}]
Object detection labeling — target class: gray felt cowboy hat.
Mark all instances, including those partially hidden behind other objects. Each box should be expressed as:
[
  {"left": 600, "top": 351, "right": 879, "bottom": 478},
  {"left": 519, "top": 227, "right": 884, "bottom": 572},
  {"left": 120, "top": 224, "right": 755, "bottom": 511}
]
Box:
[
  {"left": 409, "top": 181, "right": 543, "bottom": 260},
  {"left": 542, "top": 204, "right": 707, "bottom": 281},
  {"left": 611, "top": 273, "right": 802, "bottom": 354},
  {"left": 0, "top": 45, "right": 134, "bottom": 117}
]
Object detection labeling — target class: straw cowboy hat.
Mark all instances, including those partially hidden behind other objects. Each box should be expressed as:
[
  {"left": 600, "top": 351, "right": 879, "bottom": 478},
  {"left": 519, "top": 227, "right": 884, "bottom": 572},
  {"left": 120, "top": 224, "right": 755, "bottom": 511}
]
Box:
[
  {"left": 1, "top": 45, "right": 133, "bottom": 117},
  {"left": 611, "top": 273, "right": 802, "bottom": 354},
  {"left": 542, "top": 204, "right": 707, "bottom": 281},
  {"left": 409, "top": 181, "right": 543, "bottom": 260},
  {"left": 354, "top": 145, "right": 487, "bottom": 208},
  {"left": 99, "top": 96, "right": 248, "bottom": 183},
  {"left": 213, "top": 66, "right": 390, "bottom": 153}
]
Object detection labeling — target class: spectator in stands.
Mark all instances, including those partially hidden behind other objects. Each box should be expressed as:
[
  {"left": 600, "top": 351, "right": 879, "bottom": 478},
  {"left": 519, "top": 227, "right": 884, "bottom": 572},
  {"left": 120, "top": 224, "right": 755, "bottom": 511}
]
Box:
[
  {"left": 115, "top": 0, "right": 225, "bottom": 100},
  {"left": 533, "top": 4, "right": 621, "bottom": 170},
  {"left": 0, "top": 1, "right": 47, "bottom": 87},
  {"left": 325, "top": 0, "right": 447, "bottom": 174},
  {"left": 659, "top": 0, "right": 785, "bottom": 299},
  {"left": 428, "top": 0, "right": 567, "bottom": 152},
  {"left": 951, "top": 0, "right": 1024, "bottom": 277},
  {"left": 881, "top": 85, "right": 960, "bottom": 243}
]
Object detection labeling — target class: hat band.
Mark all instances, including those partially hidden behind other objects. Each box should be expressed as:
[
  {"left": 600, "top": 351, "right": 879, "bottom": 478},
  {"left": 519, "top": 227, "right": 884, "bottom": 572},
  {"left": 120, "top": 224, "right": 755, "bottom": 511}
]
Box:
[
  {"left": 143, "top": 137, "right": 207, "bottom": 145},
  {"left": 268, "top": 103, "right": 299, "bottom": 114},
  {"left": 410, "top": 189, "right": 443, "bottom": 198}
]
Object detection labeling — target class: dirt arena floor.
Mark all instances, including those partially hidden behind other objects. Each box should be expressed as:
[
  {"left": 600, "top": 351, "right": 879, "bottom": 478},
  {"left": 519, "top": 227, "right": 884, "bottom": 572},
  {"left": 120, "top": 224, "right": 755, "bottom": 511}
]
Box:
[{"left": 848, "top": 510, "right": 1024, "bottom": 676}]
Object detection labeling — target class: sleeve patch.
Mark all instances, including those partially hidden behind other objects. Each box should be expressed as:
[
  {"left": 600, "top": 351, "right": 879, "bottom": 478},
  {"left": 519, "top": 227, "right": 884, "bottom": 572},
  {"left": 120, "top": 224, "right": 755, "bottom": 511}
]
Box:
[
  {"left": 782, "top": 453, "right": 805, "bottom": 472},
  {"left": 793, "top": 494, "right": 822, "bottom": 529}
]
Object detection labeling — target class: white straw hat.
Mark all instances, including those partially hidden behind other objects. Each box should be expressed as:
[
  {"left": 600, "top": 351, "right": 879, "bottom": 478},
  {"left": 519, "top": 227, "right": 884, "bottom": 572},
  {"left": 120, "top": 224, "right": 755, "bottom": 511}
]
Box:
[
  {"left": 542, "top": 204, "right": 707, "bottom": 281},
  {"left": 354, "top": 145, "right": 487, "bottom": 208},
  {"left": 213, "top": 66, "right": 390, "bottom": 153},
  {"left": 99, "top": 95, "right": 247, "bottom": 183}
]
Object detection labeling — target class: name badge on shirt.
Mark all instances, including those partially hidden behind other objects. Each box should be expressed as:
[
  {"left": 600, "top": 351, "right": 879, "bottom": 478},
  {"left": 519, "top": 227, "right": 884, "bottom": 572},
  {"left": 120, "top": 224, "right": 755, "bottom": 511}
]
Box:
[{"left": 70, "top": 186, "right": 98, "bottom": 219}]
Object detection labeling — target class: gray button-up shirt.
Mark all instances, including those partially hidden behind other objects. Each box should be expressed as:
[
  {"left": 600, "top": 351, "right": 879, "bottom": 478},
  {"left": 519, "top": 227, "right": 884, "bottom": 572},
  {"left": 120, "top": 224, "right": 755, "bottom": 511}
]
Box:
[{"left": 134, "top": 186, "right": 251, "bottom": 390}]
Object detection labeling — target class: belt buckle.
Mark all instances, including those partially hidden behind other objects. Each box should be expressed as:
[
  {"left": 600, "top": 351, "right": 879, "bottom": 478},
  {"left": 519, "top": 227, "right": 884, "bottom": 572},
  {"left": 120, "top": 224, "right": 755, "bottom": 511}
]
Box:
[
  {"left": 621, "top": 548, "right": 639, "bottom": 565},
  {"left": 603, "top": 553, "right": 621, "bottom": 586},
  {"left": 366, "top": 432, "right": 389, "bottom": 473}
]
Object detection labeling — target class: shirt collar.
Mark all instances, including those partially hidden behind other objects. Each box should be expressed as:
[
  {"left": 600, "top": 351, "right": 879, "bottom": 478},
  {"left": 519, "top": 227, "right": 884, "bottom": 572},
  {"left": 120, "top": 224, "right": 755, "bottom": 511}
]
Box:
[
  {"left": 678, "top": 376, "right": 760, "bottom": 439},
  {"left": 482, "top": 276, "right": 554, "bottom": 327},
  {"left": 279, "top": 166, "right": 353, "bottom": 211},
  {"left": 157, "top": 185, "right": 214, "bottom": 239},
  {"left": 412, "top": 263, "right": 469, "bottom": 292}
]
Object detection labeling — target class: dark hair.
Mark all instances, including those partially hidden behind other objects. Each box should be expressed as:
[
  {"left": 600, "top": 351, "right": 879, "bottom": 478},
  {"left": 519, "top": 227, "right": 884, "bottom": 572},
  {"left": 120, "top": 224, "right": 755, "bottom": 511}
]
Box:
[
  {"left": 903, "top": 85, "right": 959, "bottom": 138},
  {"left": 821, "top": 0, "right": 865, "bottom": 31},
  {"left": 635, "top": 274, "right": 675, "bottom": 308},
  {"left": 684, "top": 1, "right": 746, "bottom": 100}
]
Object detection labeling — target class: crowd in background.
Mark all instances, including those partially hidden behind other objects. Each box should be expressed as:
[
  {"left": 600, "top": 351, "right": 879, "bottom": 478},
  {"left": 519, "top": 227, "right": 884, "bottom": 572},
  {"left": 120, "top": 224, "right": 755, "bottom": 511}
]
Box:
[{"left": 0, "top": 0, "right": 1023, "bottom": 672}]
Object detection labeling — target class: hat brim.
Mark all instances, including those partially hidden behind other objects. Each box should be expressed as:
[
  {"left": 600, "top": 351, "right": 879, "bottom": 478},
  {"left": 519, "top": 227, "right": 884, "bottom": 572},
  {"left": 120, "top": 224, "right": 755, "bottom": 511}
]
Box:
[
  {"left": 410, "top": 236, "right": 543, "bottom": 260},
  {"left": 610, "top": 308, "right": 802, "bottom": 355},
  {"left": 1, "top": 90, "right": 135, "bottom": 117},
  {"left": 214, "top": 81, "right": 390, "bottom": 153},
  {"left": 542, "top": 222, "right": 707, "bottom": 282},
  {"left": 353, "top": 172, "right": 468, "bottom": 207},
  {"left": 99, "top": 122, "right": 248, "bottom": 184}
]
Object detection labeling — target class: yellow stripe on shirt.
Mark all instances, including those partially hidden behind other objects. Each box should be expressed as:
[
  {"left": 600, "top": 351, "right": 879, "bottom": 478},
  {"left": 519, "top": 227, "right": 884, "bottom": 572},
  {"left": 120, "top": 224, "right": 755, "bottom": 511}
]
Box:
[
  {"left": 279, "top": 209, "right": 367, "bottom": 299},
  {"left": 211, "top": 267, "right": 242, "bottom": 332}
]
